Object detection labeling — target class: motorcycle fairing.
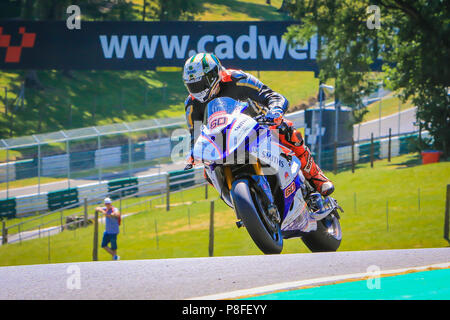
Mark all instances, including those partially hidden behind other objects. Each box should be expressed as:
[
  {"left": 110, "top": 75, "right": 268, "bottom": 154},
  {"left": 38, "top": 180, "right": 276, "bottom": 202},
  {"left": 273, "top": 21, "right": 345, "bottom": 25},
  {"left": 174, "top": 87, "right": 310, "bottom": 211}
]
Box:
[
  {"left": 204, "top": 164, "right": 234, "bottom": 208},
  {"left": 193, "top": 119, "right": 258, "bottom": 163},
  {"left": 195, "top": 97, "right": 319, "bottom": 235},
  {"left": 280, "top": 184, "right": 318, "bottom": 233}
]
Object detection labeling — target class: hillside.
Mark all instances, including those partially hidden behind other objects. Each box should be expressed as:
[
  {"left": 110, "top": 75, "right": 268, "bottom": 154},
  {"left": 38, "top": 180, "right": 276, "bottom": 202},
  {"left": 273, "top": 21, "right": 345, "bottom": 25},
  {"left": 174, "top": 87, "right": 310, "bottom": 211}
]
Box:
[
  {"left": 0, "top": 0, "right": 312, "bottom": 139},
  {"left": 0, "top": 69, "right": 318, "bottom": 138}
]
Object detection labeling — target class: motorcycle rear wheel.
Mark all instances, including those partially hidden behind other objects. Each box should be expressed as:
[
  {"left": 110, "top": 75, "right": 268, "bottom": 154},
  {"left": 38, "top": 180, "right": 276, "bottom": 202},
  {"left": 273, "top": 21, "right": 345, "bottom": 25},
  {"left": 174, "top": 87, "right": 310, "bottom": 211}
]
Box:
[
  {"left": 301, "top": 213, "right": 342, "bottom": 252},
  {"left": 231, "top": 179, "right": 283, "bottom": 254}
]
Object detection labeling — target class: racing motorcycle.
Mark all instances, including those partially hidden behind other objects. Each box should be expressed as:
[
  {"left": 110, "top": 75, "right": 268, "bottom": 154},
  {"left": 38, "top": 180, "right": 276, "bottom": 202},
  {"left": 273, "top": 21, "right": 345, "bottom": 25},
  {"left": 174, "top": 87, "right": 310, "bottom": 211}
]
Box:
[{"left": 192, "top": 97, "right": 343, "bottom": 254}]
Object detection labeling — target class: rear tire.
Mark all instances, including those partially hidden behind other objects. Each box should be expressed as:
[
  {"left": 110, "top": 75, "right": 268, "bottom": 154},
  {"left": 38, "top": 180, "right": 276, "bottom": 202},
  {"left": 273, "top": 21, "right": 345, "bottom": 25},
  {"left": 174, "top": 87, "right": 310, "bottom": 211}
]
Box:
[
  {"left": 231, "top": 179, "right": 283, "bottom": 254},
  {"left": 301, "top": 213, "right": 341, "bottom": 252}
]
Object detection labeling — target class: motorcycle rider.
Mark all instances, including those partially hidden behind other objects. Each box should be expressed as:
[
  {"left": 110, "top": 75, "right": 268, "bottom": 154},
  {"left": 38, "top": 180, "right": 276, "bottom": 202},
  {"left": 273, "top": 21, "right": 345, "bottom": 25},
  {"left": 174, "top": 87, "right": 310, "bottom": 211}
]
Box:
[{"left": 182, "top": 52, "right": 334, "bottom": 197}]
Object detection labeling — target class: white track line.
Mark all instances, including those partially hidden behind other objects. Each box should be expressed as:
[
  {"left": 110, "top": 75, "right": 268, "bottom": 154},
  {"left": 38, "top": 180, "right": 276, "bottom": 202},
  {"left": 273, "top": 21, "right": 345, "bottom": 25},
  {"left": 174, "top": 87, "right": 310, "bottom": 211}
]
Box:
[{"left": 188, "top": 262, "right": 450, "bottom": 300}]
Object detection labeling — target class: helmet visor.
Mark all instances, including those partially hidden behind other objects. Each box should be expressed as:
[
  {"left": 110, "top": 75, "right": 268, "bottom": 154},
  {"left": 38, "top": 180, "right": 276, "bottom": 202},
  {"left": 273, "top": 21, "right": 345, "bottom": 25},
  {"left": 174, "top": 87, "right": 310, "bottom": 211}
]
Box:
[{"left": 185, "top": 77, "right": 210, "bottom": 94}]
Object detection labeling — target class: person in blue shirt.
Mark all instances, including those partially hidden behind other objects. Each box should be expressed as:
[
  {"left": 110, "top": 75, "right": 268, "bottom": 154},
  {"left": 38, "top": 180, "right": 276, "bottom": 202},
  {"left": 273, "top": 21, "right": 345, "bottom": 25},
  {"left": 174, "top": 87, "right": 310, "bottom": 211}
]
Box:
[{"left": 96, "top": 197, "right": 121, "bottom": 261}]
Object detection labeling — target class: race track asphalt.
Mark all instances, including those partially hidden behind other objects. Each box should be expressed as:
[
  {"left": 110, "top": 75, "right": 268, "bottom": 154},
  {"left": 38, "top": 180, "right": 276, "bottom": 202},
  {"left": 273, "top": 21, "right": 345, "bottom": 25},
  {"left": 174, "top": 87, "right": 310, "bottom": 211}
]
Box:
[{"left": 0, "top": 248, "right": 448, "bottom": 300}]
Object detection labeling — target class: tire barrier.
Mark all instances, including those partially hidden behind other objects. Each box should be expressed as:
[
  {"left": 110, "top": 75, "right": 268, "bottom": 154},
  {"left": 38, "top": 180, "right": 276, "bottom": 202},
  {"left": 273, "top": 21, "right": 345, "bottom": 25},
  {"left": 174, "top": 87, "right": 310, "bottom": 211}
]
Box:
[
  {"left": 47, "top": 188, "right": 79, "bottom": 211},
  {"left": 0, "top": 198, "right": 16, "bottom": 219},
  {"left": 0, "top": 167, "right": 203, "bottom": 218},
  {"left": 108, "top": 177, "right": 138, "bottom": 200}
]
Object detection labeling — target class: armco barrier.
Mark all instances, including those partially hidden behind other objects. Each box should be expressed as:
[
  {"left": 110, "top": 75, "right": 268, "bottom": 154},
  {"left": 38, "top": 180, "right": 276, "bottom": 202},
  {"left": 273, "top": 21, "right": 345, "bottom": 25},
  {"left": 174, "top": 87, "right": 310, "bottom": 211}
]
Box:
[
  {"left": 380, "top": 135, "right": 400, "bottom": 159},
  {"left": 358, "top": 139, "right": 381, "bottom": 164},
  {"left": 399, "top": 134, "right": 416, "bottom": 155},
  {"left": 95, "top": 146, "right": 122, "bottom": 168},
  {"left": 137, "top": 174, "right": 167, "bottom": 195},
  {"left": 42, "top": 154, "right": 68, "bottom": 177},
  {"left": 169, "top": 169, "right": 195, "bottom": 191},
  {"left": 15, "top": 193, "right": 48, "bottom": 216},
  {"left": 121, "top": 142, "right": 146, "bottom": 164},
  {"left": 0, "top": 132, "right": 430, "bottom": 218},
  {"left": 71, "top": 150, "right": 96, "bottom": 172},
  {"left": 144, "top": 138, "right": 171, "bottom": 160},
  {"left": 0, "top": 162, "right": 15, "bottom": 182},
  {"left": 77, "top": 182, "right": 109, "bottom": 203},
  {"left": 14, "top": 158, "right": 37, "bottom": 180},
  {"left": 0, "top": 136, "right": 177, "bottom": 185}
]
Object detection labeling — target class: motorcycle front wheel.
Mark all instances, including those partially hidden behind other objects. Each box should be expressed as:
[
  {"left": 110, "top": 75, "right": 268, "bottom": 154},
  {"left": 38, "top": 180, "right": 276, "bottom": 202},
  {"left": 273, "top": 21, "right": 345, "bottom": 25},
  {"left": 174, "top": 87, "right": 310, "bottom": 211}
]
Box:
[{"left": 231, "top": 179, "right": 283, "bottom": 254}]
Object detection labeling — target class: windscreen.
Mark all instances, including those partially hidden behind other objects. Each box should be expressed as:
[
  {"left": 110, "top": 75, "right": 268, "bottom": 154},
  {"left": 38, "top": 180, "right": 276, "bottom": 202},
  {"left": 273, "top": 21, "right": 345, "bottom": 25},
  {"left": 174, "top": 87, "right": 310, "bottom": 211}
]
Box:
[{"left": 205, "top": 97, "right": 243, "bottom": 126}]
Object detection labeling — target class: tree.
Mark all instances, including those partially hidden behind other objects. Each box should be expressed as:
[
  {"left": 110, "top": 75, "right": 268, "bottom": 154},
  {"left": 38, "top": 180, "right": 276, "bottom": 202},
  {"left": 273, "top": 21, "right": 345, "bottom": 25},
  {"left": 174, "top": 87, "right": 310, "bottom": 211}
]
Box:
[
  {"left": 284, "top": 0, "right": 450, "bottom": 155},
  {"left": 278, "top": 0, "right": 291, "bottom": 12},
  {"left": 149, "top": 0, "right": 202, "bottom": 21}
]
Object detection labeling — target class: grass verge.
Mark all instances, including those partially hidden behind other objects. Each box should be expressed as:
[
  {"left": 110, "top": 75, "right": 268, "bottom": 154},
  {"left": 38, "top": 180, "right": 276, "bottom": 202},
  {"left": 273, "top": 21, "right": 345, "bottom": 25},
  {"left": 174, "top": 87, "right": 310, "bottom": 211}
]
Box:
[{"left": 0, "top": 153, "right": 448, "bottom": 266}]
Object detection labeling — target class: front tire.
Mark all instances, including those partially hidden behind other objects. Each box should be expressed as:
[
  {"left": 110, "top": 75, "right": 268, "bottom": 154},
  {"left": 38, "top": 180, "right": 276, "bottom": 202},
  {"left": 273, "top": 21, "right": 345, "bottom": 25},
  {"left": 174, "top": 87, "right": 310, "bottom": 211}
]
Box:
[
  {"left": 231, "top": 179, "right": 283, "bottom": 254},
  {"left": 301, "top": 213, "right": 342, "bottom": 252}
]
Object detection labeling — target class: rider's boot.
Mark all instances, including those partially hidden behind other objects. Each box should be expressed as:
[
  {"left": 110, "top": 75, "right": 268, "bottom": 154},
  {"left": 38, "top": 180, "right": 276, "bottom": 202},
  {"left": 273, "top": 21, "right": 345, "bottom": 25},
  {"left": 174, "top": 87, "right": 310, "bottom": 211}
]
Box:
[
  {"left": 277, "top": 121, "right": 335, "bottom": 196},
  {"left": 203, "top": 168, "right": 213, "bottom": 186}
]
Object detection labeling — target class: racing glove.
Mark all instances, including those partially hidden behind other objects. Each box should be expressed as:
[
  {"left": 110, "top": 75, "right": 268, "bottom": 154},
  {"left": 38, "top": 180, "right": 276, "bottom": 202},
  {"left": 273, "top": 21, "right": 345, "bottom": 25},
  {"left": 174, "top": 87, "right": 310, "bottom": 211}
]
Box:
[{"left": 265, "top": 107, "right": 284, "bottom": 126}]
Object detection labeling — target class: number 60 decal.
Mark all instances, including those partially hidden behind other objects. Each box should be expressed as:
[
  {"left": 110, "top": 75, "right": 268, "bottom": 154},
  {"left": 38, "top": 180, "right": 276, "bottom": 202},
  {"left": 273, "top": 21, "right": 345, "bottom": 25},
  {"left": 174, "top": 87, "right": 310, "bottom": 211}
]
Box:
[{"left": 210, "top": 116, "right": 227, "bottom": 129}]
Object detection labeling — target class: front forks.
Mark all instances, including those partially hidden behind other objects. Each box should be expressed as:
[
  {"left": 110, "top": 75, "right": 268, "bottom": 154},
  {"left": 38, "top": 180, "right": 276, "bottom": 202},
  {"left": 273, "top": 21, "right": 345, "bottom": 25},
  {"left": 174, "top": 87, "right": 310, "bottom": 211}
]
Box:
[
  {"left": 308, "top": 193, "right": 343, "bottom": 220},
  {"left": 223, "top": 161, "right": 272, "bottom": 203},
  {"left": 225, "top": 161, "right": 281, "bottom": 227}
]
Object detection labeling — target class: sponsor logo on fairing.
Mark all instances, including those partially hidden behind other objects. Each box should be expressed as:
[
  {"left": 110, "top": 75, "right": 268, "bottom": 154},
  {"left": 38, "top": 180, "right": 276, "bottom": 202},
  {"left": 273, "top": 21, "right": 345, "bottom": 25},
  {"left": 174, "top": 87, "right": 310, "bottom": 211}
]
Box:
[{"left": 284, "top": 181, "right": 296, "bottom": 198}]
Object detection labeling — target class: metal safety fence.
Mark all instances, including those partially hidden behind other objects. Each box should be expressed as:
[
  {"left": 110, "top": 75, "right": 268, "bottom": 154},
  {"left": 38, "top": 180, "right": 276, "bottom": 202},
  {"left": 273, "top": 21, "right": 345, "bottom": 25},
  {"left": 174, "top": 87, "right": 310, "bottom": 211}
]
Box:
[
  {"left": 318, "top": 129, "right": 427, "bottom": 173},
  {"left": 0, "top": 128, "right": 425, "bottom": 221},
  {"left": 0, "top": 116, "right": 187, "bottom": 198},
  {"left": 0, "top": 167, "right": 205, "bottom": 245}
]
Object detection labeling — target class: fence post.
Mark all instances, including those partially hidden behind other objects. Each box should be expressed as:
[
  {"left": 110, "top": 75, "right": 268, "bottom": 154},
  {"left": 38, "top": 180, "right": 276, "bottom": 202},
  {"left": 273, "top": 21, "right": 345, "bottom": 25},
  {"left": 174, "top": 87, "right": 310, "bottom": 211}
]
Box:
[
  {"left": 1, "top": 220, "right": 7, "bottom": 245},
  {"left": 209, "top": 201, "right": 214, "bottom": 257},
  {"left": 418, "top": 188, "right": 421, "bottom": 212},
  {"left": 418, "top": 121, "right": 422, "bottom": 145},
  {"left": 386, "top": 200, "right": 389, "bottom": 232},
  {"left": 96, "top": 130, "right": 102, "bottom": 184},
  {"left": 126, "top": 124, "right": 132, "bottom": 178},
  {"left": 444, "top": 185, "right": 449, "bottom": 244},
  {"left": 120, "top": 197, "right": 124, "bottom": 234},
  {"left": 6, "top": 147, "right": 9, "bottom": 199},
  {"left": 62, "top": 132, "right": 71, "bottom": 189},
  {"left": 205, "top": 183, "right": 208, "bottom": 200},
  {"left": 47, "top": 230, "right": 51, "bottom": 262},
  {"left": 351, "top": 137, "right": 355, "bottom": 173},
  {"left": 36, "top": 138, "right": 41, "bottom": 195},
  {"left": 154, "top": 219, "right": 159, "bottom": 249},
  {"left": 333, "top": 141, "right": 338, "bottom": 175},
  {"left": 60, "top": 210, "right": 64, "bottom": 232},
  {"left": 388, "top": 128, "right": 392, "bottom": 162},
  {"left": 83, "top": 198, "right": 88, "bottom": 227},
  {"left": 187, "top": 206, "right": 191, "bottom": 227},
  {"left": 93, "top": 210, "right": 99, "bottom": 261},
  {"left": 166, "top": 173, "right": 170, "bottom": 211},
  {"left": 370, "top": 133, "right": 374, "bottom": 168}
]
